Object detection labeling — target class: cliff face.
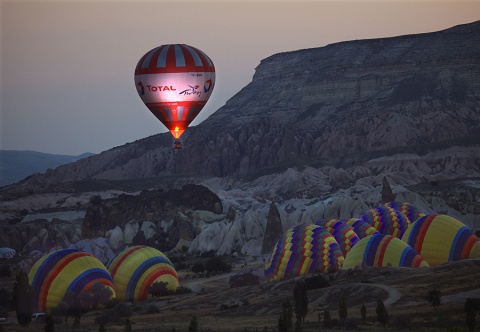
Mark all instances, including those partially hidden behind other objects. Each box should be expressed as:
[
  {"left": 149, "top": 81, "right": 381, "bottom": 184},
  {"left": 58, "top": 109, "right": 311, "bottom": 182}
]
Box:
[{"left": 4, "top": 21, "right": 480, "bottom": 192}]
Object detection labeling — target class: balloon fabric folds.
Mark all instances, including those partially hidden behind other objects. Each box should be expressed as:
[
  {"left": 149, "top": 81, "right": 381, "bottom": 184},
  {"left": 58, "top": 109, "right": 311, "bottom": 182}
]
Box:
[
  {"left": 401, "top": 214, "right": 480, "bottom": 266},
  {"left": 345, "top": 218, "right": 379, "bottom": 239},
  {"left": 134, "top": 44, "right": 215, "bottom": 148},
  {"left": 106, "top": 246, "right": 179, "bottom": 302},
  {"left": 384, "top": 201, "right": 426, "bottom": 224},
  {"left": 28, "top": 249, "right": 115, "bottom": 313},
  {"left": 342, "top": 234, "right": 429, "bottom": 270},
  {"left": 315, "top": 219, "right": 360, "bottom": 256},
  {"left": 361, "top": 206, "right": 410, "bottom": 238},
  {"left": 264, "top": 224, "right": 344, "bottom": 282}
]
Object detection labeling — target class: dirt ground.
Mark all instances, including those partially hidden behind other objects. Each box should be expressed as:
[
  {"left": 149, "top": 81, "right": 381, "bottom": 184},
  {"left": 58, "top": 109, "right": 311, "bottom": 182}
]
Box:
[{"left": 1, "top": 258, "right": 480, "bottom": 331}]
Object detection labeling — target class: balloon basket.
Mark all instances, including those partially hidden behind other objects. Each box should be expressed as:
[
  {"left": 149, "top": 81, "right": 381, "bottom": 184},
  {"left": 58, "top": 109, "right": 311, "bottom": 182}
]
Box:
[{"left": 173, "top": 139, "right": 182, "bottom": 149}]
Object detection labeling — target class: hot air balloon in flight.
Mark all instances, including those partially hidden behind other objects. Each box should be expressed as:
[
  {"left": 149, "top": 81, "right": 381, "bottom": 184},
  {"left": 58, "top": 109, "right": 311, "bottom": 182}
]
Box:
[
  {"left": 134, "top": 44, "right": 215, "bottom": 149},
  {"left": 28, "top": 249, "right": 116, "bottom": 313},
  {"left": 401, "top": 214, "right": 480, "bottom": 266},
  {"left": 342, "top": 234, "right": 429, "bottom": 270},
  {"left": 106, "top": 246, "right": 179, "bottom": 302},
  {"left": 264, "top": 224, "right": 344, "bottom": 282}
]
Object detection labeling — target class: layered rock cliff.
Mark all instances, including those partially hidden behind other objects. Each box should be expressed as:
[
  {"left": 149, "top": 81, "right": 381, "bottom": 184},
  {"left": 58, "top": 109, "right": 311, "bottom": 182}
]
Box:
[{"left": 2, "top": 20, "right": 478, "bottom": 196}]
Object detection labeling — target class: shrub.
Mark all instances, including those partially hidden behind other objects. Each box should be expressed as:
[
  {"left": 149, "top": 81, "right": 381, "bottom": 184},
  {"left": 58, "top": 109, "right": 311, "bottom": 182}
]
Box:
[
  {"left": 229, "top": 272, "right": 259, "bottom": 288},
  {"left": 392, "top": 314, "right": 411, "bottom": 329}
]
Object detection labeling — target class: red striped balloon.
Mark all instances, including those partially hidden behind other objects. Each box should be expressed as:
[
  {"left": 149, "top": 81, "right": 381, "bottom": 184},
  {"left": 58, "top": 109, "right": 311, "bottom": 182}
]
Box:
[{"left": 134, "top": 44, "right": 215, "bottom": 142}]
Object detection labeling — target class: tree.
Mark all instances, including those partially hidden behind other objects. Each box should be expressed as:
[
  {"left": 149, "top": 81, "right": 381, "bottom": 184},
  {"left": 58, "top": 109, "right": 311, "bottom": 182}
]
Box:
[
  {"left": 339, "top": 297, "right": 348, "bottom": 328},
  {"left": 125, "top": 318, "right": 132, "bottom": 332},
  {"left": 293, "top": 281, "right": 308, "bottom": 323},
  {"left": 191, "top": 262, "right": 204, "bottom": 273},
  {"left": 323, "top": 309, "right": 331, "bottom": 328},
  {"left": 376, "top": 299, "right": 389, "bottom": 329},
  {"left": 294, "top": 318, "right": 302, "bottom": 332},
  {"left": 278, "top": 299, "right": 293, "bottom": 332},
  {"left": 0, "top": 288, "right": 11, "bottom": 309},
  {"left": 148, "top": 281, "right": 171, "bottom": 298},
  {"left": 360, "top": 304, "right": 367, "bottom": 324},
  {"left": 44, "top": 314, "right": 55, "bottom": 332},
  {"left": 204, "top": 257, "right": 231, "bottom": 274},
  {"left": 188, "top": 316, "right": 198, "bottom": 332},
  {"left": 465, "top": 298, "right": 480, "bottom": 332},
  {"left": 51, "top": 291, "right": 90, "bottom": 323},
  {"left": 90, "top": 283, "right": 113, "bottom": 309},
  {"left": 426, "top": 288, "right": 442, "bottom": 311},
  {"left": 13, "top": 270, "right": 33, "bottom": 327}
]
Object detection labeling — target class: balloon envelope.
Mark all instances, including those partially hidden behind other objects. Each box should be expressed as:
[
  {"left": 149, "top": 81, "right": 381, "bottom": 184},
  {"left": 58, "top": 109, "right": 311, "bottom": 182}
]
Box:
[
  {"left": 384, "top": 201, "right": 426, "bottom": 224},
  {"left": 345, "top": 218, "right": 379, "bottom": 239},
  {"left": 315, "top": 219, "right": 360, "bottom": 256},
  {"left": 28, "top": 249, "right": 115, "bottom": 313},
  {"left": 264, "top": 224, "right": 344, "bottom": 282},
  {"left": 343, "top": 234, "right": 429, "bottom": 270},
  {"left": 401, "top": 214, "right": 480, "bottom": 266},
  {"left": 134, "top": 44, "right": 215, "bottom": 140},
  {"left": 361, "top": 206, "right": 410, "bottom": 238},
  {"left": 106, "top": 246, "right": 179, "bottom": 302}
]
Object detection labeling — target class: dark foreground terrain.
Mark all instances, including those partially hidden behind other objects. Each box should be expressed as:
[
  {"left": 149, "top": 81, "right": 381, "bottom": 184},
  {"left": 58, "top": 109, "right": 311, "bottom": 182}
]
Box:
[{"left": 1, "top": 257, "right": 480, "bottom": 331}]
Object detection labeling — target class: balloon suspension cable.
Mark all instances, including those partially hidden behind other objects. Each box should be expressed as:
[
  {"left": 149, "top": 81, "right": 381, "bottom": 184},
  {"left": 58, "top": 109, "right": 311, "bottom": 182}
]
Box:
[{"left": 173, "top": 139, "right": 182, "bottom": 150}]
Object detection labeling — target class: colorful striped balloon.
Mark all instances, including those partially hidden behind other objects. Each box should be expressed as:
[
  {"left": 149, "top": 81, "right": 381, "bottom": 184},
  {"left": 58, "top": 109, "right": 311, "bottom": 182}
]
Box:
[
  {"left": 384, "top": 201, "right": 426, "bottom": 224},
  {"left": 29, "top": 249, "right": 116, "bottom": 313},
  {"left": 134, "top": 44, "right": 215, "bottom": 141},
  {"left": 315, "top": 219, "right": 360, "bottom": 256},
  {"left": 401, "top": 214, "right": 480, "bottom": 266},
  {"left": 343, "top": 234, "right": 429, "bottom": 270},
  {"left": 106, "top": 246, "right": 179, "bottom": 302},
  {"left": 345, "top": 218, "right": 379, "bottom": 239},
  {"left": 264, "top": 224, "right": 344, "bottom": 282},
  {"left": 361, "top": 206, "right": 410, "bottom": 238}
]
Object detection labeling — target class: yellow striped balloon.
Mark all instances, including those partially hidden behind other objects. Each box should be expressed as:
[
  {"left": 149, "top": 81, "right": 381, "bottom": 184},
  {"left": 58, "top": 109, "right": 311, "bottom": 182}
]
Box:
[
  {"left": 401, "top": 214, "right": 480, "bottom": 266},
  {"left": 264, "top": 224, "right": 344, "bottom": 282},
  {"left": 106, "top": 246, "right": 179, "bottom": 302},
  {"left": 343, "top": 234, "right": 429, "bottom": 270},
  {"left": 29, "top": 249, "right": 116, "bottom": 313}
]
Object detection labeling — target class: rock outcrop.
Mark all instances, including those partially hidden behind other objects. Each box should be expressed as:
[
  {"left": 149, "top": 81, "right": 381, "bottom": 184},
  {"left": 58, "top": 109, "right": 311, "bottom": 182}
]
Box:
[{"left": 261, "top": 203, "right": 283, "bottom": 254}]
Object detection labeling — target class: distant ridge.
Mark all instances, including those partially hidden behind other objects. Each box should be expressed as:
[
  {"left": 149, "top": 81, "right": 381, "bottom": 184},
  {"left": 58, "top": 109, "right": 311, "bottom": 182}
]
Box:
[{"left": 0, "top": 150, "right": 94, "bottom": 187}]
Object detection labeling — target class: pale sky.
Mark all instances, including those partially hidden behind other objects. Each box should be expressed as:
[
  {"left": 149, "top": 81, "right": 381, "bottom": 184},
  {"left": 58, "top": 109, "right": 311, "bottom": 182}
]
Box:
[{"left": 1, "top": 0, "right": 479, "bottom": 155}]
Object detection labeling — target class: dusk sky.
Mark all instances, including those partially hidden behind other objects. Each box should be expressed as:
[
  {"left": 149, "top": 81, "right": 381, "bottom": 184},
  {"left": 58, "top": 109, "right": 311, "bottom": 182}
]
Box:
[{"left": 1, "top": 0, "right": 479, "bottom": 156}]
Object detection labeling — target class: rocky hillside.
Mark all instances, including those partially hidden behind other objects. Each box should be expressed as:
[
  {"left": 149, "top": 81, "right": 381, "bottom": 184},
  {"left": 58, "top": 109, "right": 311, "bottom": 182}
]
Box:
[
  {"left": 0, "top": 21, "right": 479, "bottom": 260},
  {"left": 2, "top": 20, "right": 479, "bottom": 194}
]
